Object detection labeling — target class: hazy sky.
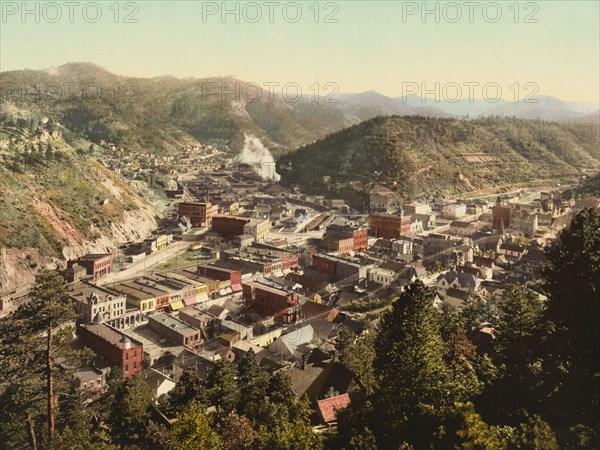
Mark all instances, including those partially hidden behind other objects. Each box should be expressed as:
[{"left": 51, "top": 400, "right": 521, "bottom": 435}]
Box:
[{"left": 1, "top": 1, "right": 599, "bottom": 102}]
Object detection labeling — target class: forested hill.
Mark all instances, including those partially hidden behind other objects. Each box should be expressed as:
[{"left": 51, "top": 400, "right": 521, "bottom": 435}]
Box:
[{"left": 277, "top": 115, "right": 600, "bottom": 205}]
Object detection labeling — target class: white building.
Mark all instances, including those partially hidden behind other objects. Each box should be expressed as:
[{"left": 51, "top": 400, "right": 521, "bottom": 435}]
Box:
[{"left": 441, "top": 203, "right": 467, "bottom": 220}]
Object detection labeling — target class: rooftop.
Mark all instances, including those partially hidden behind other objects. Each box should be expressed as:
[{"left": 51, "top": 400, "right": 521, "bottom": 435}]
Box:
[{"left": 149, "top": 313, "right": 200, "bottom": 337}]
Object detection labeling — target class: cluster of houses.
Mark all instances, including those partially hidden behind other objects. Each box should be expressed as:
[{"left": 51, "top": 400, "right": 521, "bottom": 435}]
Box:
[{"left": 4, "top": 141, "right": 598, "bottom": 428}]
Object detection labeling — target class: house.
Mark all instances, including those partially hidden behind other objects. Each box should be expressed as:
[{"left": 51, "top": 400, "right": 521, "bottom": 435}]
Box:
[
  {"left": 300, "top": 301, "right": 340, "bottom": 323},
  {"left": 269, "top": 324, "right": 315, "bottom": 360},
  {"left": 178, "top": 202, "right": 215, "bottom": 227},
  {"left": 441, "top": 203, "right": 467, "bottom": 220},
  {"left": 436, "top": 270, "right": 479, "bottom": 292},
  {"left": 369, "top": 213, "right": 411, "bottom": 239},
  {"left": 317, "top": 393, "right": 351, "bottom": 424},
  {"left": 243, "top": 281, "right": 300, "bottom": 324},
  {"left": 144, "top": 368, "right": 176, "bottom": 400},
  {"left": 286, "top": 359, "right": 356, "bottom": 403},
  {"left": 369, "top": 190, "right": 396, "bottom": 213},
  {"left": 497, "top": 241, "right": 527, "bottom": 261}
]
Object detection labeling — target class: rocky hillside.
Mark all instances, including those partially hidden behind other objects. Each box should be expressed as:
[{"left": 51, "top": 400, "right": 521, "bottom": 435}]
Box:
[
  {"left": 0, "top": 118, "right": 166, "bottom": 293},
  {"left": 277, "top": 116, "right": 600, "bottom": 208}
]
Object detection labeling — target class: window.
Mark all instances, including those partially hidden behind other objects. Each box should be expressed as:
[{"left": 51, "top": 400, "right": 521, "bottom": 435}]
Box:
[
  {"left": 125, "top": 364, "right": 128, "bottom": 372},
  {"left": 133, "top": 361, "right": 137, "bottom": 369}
]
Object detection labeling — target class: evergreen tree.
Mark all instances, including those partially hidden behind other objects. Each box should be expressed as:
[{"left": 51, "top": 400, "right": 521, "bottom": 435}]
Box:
[
  {"left": 108, "top": 373, "right": 153, "bottom": 444},
  {"left": 205, "top": 360, "right": 240, "bottom": 418},
  {"left": 483, "top": 285, "right": 545, "bottom": 424},
  {"left": 236, "top": 349, "right": 269, "bottom": 421},
  {"left": 166, "top": 367, "right": 207, "bottom": 413},
  {"left": 372, "top": 280, "right": 461, "bottom": 448},
  {"left": 542, "top": 208, "right": 600, "bottom": 428},
  {"left": 0, "top": 270, "right": 85, "bottom": 448}
]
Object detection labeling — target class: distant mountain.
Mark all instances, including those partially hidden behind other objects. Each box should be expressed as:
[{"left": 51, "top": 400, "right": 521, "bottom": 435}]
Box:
[
  {"left": 2, "top": 63, "right": 597, "bottom": 158},
  {"left": 400, "top": 95, "right": 599, "bottom": 122},
  {"left": 337, "top": 91, "right": 452, "bottom": 121},
  {"left": 277, "top": 115, "right": 600, "bottom": 208}
]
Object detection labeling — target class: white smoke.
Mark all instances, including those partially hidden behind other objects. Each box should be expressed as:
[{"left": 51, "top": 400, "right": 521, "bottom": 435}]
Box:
[{"left": 237, "top": 134, "right": 281, "bottom": 181}]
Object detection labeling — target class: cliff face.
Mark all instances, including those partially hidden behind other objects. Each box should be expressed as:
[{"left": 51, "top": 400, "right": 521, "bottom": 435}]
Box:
[{"left": 0, "top": 123, "right": 168, "bottom": 294}]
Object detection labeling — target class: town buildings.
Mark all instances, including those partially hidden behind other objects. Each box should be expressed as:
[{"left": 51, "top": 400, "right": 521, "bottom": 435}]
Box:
[
  {"left": 78, "top": 319, "right": 144, "bottom": 380},
  {"left": 178, "top": 202, "right": 216, "bottom": 227},
  {"left": 369, "top": 213, "right": 411, "bottom": 239}
]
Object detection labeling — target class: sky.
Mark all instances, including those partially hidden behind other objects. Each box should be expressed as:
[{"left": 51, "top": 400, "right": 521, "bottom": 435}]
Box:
[{"left": 1, "top": 0, "right": 599, "bottom": 103}]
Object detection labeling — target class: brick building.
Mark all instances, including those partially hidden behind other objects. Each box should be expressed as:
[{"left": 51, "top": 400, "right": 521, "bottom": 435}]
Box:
[
  {"left": 212, "top": 215, "right": 252, "bottom": 239},
  {"left": 148, "top": 313, "right": 202, "bottom": 348},
  {"left": 369, "top": 214, "right": 411, "bottom": 239},
  {"left": 197, "top": 264, "right": 242, "bottom": 286},
  {"left": 178, "top": 202, "right": 215, "bottom": 228},
  {"left": 68, "top": 254, "right": 113, "bottom": 280},
  {"left": 242, "top": 281, "right": 299, "bottom": 323},
  {"left": 78, "top": 319, "right": 143, "bottom": 380},
  {"left": 492, "top": 205, "right": 512, "bottom": 231}
]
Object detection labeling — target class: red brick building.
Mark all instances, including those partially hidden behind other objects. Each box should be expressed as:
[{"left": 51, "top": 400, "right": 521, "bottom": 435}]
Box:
[
  {"left": 212, "top": 215, "right": 252, "bottom": 239},
  {"left": 492, "top": 205, "right": 512, "bottom": 231},
  {"left": 68, "top": 254, "right": 113, "bottom": 280},
  {"left": 78, "top": 321, "right": 143, "bottom": 380},
  {"left": 243, "top": 281, "right": 299, "bottom": 323},
  {"left": 312, "top": 254, "right": 337, "bottom": 275},
  {"left": 325, "top": 223, "right": 368, "bottom": 252},
  {"left": 197, "top": 264, "right": 242, "bottom": 287},
  {"left": 369, "top": 214, "right": 411, "bottom": 239},
  {"left": 352, "top": 229, "right": 368, "bottom": 252},
  {"left": 178, "top": 202, "right": 214, "bottom": 228}
]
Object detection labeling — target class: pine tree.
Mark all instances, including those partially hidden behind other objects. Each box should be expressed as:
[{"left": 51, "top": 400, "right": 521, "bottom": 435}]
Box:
[
  {"left": 108, "top": 373, "right": 153, "bottom": 444},
  {"left": 0, "top": 270, "right": 85, "bottom": 448},
  {"left": 236, "top": 349, "right": 269, "bottom": 421},
  {"left": 205, "top": 360, "right": 240, "bottom": 418},
  {"left": 372, "top": 280, "right": 460, "bottom": 448},
  {"left": 542, "top": 208, "right": 600, "bottom": 427},
  {"left": 483, "top": 285, "right": 545, "bottom": 424}
]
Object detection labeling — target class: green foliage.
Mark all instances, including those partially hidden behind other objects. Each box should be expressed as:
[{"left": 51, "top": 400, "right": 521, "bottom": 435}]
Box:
[
  {"left": 236, "top": 350, "right": 269, "bottom": 421},
  {"left": 481, "top": 286, "right": 546, "bottom": 423},
  {"left": 372, "top": 281, "right": 462, "bottom": 448},
  {"left": 108, "top": 373, "right": 153, "bottom": 443},
  {"left": 166, "top": 402, "right": 222, "bottom": 450},
  {"left": 205, "top": 360, "right": 240, "bottom": 419},
  {"left": 542, "top": 208, "right": 600, "bottom": 427},
  {"left": 0, "top": 270, "right": 87, "bottom": 448},
  {"left": 337, "top": 327, "right": 377, "bottom": 394},
  {"left": 278, "top": 115, "right": 598, "bottom": 205}
]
